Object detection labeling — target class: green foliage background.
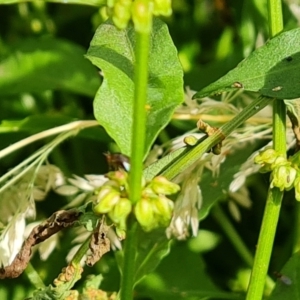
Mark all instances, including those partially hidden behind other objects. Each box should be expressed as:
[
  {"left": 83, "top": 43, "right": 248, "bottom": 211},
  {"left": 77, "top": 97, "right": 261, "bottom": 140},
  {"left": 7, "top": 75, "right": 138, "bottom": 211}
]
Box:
[{"left": 0, "top": 1, "right": 299, "bottom": 299}]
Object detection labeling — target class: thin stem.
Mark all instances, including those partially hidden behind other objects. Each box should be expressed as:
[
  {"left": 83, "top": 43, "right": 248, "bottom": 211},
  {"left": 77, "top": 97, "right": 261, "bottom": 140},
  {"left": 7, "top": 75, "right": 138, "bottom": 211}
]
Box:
[
  {"left": 25, "top": 262, "right": 46, "bottom": 289},
  {"left": 162, "top": 96, "right": 272, "bottom": 180},
  {"left": 71, "top": 235, "right": 91, "bottom": 265},
  {"left": 246, "top": 1, "right": 285, "bottom": 299},
  {"left": 121, "top": 18, "right": 151, "bottom": 300},
  {"left": 212, "top": 205, "right": 275, "bottom": 293},
  {"left": 212, "top": 205, "right": 253, "bottom": 267},
  {"left": 0, "top": 120, "right": 98, "bottom": 160},
  {"left": 293, "top": 202, "right": 300, "bottom": 253},
  {"left": 268, "top": 0, "right": 283, "bottom": 36}
]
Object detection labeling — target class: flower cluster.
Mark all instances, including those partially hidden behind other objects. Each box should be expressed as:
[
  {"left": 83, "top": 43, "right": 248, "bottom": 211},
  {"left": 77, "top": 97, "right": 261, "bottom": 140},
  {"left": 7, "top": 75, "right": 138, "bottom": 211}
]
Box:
[
  {"left": 93, "top": 170, "right": 180, "bottom": 234},
  {"left": 255, "top": 148, "right": 300, "bottom": 200},
  {"left": 107, "top": 0, "right": 172, "bottom": 30}
]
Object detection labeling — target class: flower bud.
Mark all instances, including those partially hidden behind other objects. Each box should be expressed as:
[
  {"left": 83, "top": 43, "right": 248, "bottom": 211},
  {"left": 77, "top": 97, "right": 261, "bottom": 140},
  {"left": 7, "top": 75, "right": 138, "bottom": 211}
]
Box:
[
  {"left": 153, "top": 0, "right": 172, "bottom": 16},
  {"left": 108, "top": 197, "right": 132, "bottom": 224},
  {"left": 271, "top": 164, "right": 297, "bottom": 191},
  {"left": 254, "top": 148, "right": 278, "bottom": 165},
  {"left": 150, "top": 176, "right": 180, "bottom": 195},
  {"left": 184, "top": 135, "right": 198, "bottom": 146},
  {"left": 134, "top": 198, "right": 156, "bottom": 231},
  {"left": 93, "top": 187, "right": 120, "bottom": 214},
  {"left": 107, "top": 0, "right": 116, "bottom": 8},
  {"left": 152, "top": 195, "right": 174, "bottom": 225},
  {"left": 106, "top": 170, "right": 128, "bottom": 186},
  {"left": 132, "top": 0, "right": 152, "bottom": 33},
  {"left": 113, "top": 0, "right": 132, "bottom": 29},
  {"left": 116, "top": 227, "right": 126, "bottom": 239},
  {"left": 271, "top": 155, "right": 287, "bottom": 170}
]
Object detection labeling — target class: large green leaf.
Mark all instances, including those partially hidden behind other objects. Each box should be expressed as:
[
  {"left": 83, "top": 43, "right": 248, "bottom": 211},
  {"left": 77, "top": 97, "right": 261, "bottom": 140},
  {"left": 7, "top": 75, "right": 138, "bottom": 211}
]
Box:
[
  {"left": 269, "top": 251, "right": 300, "bottom": 299},
  {"left": 193, "top": 27, "right": 300, "bottom": 100},
  {"left": 86, "top": 18, "right": 184, "bottom": 157},
  {"left": 0, "top": 37, "right": 100, "bottom": 96},
  {"left": 136, "top": 242, "right": 242, "bottom": 300},
  {"left": 115, "top": 228, "right": 171, "bottom": 287}
]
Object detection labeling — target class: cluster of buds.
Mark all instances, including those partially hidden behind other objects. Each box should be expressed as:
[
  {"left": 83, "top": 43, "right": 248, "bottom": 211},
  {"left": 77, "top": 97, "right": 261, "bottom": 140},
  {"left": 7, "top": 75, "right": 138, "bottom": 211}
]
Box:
[
  {"left": 107, "top": 0, "right": 172, "bottom": 31},
  {"left": 93, "top": 170, "right": 180, "bottom": 234},
  {"left": 254, "top": 148, "right": 300, "bottom": 200}
]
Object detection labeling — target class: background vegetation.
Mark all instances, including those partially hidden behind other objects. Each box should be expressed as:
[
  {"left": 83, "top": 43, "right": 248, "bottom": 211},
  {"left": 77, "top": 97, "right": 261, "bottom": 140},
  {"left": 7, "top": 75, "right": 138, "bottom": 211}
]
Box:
[{"left": 0, "top": 0, "right": 300, "bottom": 299}]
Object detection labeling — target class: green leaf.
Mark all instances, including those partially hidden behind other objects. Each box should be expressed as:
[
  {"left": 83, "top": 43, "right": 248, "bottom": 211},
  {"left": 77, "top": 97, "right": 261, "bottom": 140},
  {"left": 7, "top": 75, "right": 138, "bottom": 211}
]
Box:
[
  {"left": 269, "top": 251, "right": 300, "bottom": 299},
  {"left": 193, "top": 27, "right": 300, "bottom": 100},
  {"left": 0, "top": 37, "right": 100, "bottom": 96},
  {"left": 115, "top": 228, "right": 171, "bottom": 286},
  {"left": 136, "top": 242, "right": 241, "bottom": 300},
  {"left": 86, "top": 18, "right": 184, "bottom": 157}
]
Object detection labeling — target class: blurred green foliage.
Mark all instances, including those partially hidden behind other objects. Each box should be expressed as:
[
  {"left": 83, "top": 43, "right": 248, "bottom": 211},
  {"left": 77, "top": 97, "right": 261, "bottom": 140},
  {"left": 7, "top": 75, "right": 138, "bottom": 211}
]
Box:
[{"left": 0, "top": 1, "right": 300, "bottom": 299}]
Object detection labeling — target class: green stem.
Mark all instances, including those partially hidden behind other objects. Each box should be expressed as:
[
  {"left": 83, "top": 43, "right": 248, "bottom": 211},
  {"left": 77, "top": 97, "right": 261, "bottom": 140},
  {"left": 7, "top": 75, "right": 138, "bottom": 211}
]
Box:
[
  {"left": 25, "top": 262, "right": 46, "bottom": 289},
  {"left": 71, "top": 235, "right": 91, "bottom": 265},
  {"left": 267, "top": 0, "right": 283, "bottom": 36},
  {"left": 162, "top": 96, "right": 272, "bottom": 180},
  {"left": 246, "top": 188, "right": 283, "bottom": 299},
  {"left": 212, "top": 205, "right": 253, "bottom": 267},
  {"left": 121, "top": 21, "right": 151, "bottom": 300},
  {"left": 128, "top": 31, "right": 150, "bottom": 205},
  {"left": 246, "top": 1, "right": 285, "bottom": 299},
  {"left": 119, "top": 220, "right": 138, "bottom": 300},
  {"left": 293, "top": 202, "right": 300, "bottom": 253},
  {"left": 212, "top": 205, "right": 275, "bottom": 293}
]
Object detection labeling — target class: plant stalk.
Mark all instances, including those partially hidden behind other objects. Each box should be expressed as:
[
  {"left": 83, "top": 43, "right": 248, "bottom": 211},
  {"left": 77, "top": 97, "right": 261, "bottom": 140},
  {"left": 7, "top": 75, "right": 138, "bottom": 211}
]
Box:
[
  {"left": 162, "top": 96, "right": 273, "bottom": 180},
  {"left": 120, "top": 22, "right": 151, "bottom": 300},
  {"left": 246, "top": 1, "right": 285, "bottom": 298}
]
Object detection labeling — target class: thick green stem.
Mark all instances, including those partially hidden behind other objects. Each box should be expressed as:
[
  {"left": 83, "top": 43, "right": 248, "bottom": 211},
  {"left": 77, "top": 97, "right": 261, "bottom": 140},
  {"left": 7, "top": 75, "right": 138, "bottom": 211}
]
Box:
[
  {"left": 121, "top": 22, "right": 151, "bottom": 300},
  {"left": 128, "top": 31, "right": 150, "bottom": 205},
  {"left": 119, "top": 220, "right": 138, "bottom": 300},
  {"left": 246, "top": 1, "right": 285, "bottom": 299},
  {"left": 162, "top": 96, "right": 272, "bottom": 180}
]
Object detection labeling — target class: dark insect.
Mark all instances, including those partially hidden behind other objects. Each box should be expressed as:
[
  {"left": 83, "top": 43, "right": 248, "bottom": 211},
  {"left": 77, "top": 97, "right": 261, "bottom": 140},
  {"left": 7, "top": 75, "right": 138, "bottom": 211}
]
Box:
[
  {"left": 104, "top": 152, "right": 130, "bottom": 171},
  {"left": 273, "top": 271, "right": 292, "bottom": 285},
  {"left": 286, "top": 56, "right": 293, "bottom": 62}
]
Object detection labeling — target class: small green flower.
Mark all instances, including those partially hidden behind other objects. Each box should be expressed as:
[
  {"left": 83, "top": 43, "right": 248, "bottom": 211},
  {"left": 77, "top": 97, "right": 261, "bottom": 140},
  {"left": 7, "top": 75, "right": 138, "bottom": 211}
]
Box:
[
  {"left": 271, "top": 164, "right": 297, "bottom": 191},
  {"left": 93, "top": 186, "right": 120, "bottom": 214},
  {"left": 153, "top": 0, "right": 172, "bottom": 16},
  {"left": 270, "top": 156, "right": 287, "bottom": 170},
  {"left": 108, "top": 197, "right": 132, "bottom": 225},
  {"left": 254, "top": 148, "right": 278, "bottom": 165},
  {"left": 106, "top": 170, "right": 128, "bottom": 187},
  {"left": 112, "top": 0, "right": 132, "bottom": 29},
  {"left": 152, "top": 195, "right": 174, "bottom": 226},
  {"left": 150, "top": 176, "right": 180, "bottom": 195},
  {"left": 132, "top": 0, "right": 153, "bottom": 33},
  {"left": 134, "top": 198, "right": 156, "bottom": 231},
  {"left": 184, "top": 135, "right": 198, "bottom": 146}
]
